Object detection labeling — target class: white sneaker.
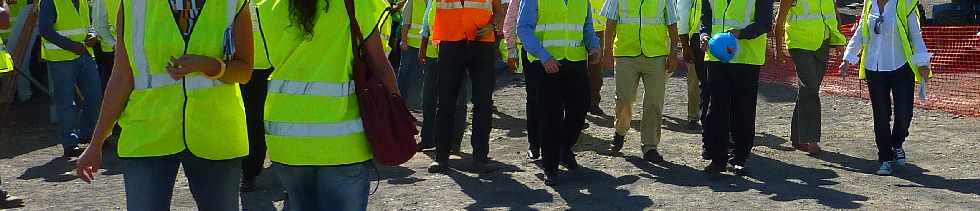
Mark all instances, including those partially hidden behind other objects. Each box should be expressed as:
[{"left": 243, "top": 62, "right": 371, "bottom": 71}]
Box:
[
  {"left": 894, "top": 148, "right": 907, "bottom": 166},
  {"left": 876, "top": 161, "right": 894, "bottom": 176}
]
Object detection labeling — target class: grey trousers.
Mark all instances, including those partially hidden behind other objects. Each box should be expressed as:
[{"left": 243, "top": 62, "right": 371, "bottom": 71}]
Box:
[{"left": 789, "top": 45, "right": 829, "bottom": 144}]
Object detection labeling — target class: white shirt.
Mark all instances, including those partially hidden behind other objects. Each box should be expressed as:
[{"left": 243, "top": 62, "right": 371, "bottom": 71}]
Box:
[
  {"left": 842, "top": 0, "right": 930, "bottom": 72},
  {"left": 92, "top": 0, "right": 116, "bottom": 49},
  {"left": 676, "top": 0, "right": 693, "bottom": 35}
]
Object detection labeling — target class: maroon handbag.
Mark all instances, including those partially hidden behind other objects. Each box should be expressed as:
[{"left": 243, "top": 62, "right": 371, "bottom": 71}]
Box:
[{"left": 344, "top": 0, "right": 419, "bottom": 166}]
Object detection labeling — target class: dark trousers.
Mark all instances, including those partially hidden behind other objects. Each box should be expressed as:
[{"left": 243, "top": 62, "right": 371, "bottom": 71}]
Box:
[
  {"left": 531, "top": 60, "right": 589, "bottom": 174},
  {"left": 689, "top": 37, "right": 709, "bottom": 124},
  {"left": 94, "top": 50, "right": 114, "bottom": 88},
  {"left": 435, "top": 41, "right": 496, "bottom": 163},
  {"left": 789, "top": 45, "right": 829, "bottom": 144},
  {"left": 420, "top": 58, "right": 467, "bottom": 150},
  {"left": 866, "top": 65, "right": 915, "bottom": 162},
  {"left": 522, "top": 50, "right": 542, "bottom": 154},
  {"left": 241, "top": 69, "right": 271, "bottom": 179},
  {"left": 704, "top": 62, "right": 760, "bottom": 165},
  {"left": 588, "top": 32, "right": 606, "bottom": 107}
]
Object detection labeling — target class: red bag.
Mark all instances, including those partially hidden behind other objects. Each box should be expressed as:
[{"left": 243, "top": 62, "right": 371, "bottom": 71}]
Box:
[{"left": 344, "top": 0, "right": 419, "bottom": 166}]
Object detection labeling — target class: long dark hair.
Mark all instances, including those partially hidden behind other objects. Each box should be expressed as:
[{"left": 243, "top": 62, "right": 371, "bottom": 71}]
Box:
[{"left": 289, "top": 0, "right": 328, "bottom": 39}]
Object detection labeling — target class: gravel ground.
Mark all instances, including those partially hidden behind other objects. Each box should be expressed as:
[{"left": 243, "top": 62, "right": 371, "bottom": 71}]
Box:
[{"left": 1, "top": 72, "right": 978, "bottom": 210}]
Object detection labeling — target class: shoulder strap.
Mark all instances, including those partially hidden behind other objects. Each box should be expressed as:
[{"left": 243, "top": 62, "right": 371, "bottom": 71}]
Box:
[{"left": 345, "top": 0, "right": 364, "bottom": 56}]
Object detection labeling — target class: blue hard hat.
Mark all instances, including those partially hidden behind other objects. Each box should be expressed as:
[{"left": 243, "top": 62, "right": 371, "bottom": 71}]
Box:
[{"left": 708, "top": 32, "right": 739, "bottom": 63}]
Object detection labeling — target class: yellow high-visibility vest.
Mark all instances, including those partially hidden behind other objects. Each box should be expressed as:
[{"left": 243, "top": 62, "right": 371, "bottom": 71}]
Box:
[
  {"left": 704, "top": 0, "right": 767, "bottom": 65},
  {"left": 613, "top": 0, "right": 670, "bottom": 58},
  {"left": 41, "top": 0, "right": 93, "bottom": 62},
  {"left": 251, "top": 1, "right": 271, "bottom": 69},
  {"left": 527, "top": 0, "right": 589, "bottom": 62},
  {"left": 117, "top": 0, "right": 249, "bottom": 160},
  {"left": 100, "top": 0, "right": 121, "bottom": 52},
  {"left": 258, "top": 0, "right": 389, "bottom": 166},
  {"left": 857, "top": 0, "right": 931, "bottom": 82},
  {"left": 784, "top": 0, "right": 846, "bottom": 51}
]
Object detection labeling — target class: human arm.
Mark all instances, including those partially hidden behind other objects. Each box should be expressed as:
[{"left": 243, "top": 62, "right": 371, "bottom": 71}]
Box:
[
  {"left": 601, "top": 0, "right": 618, "bottom": 69},
  {"left": 516, "top": 0, "right": 551, "bottom": 62},
  {"left": 731, "top": 0, "right": 773, "bottom": 39},
  {"left": 77, "top": 10, "right": 134, "bottom": 183},
  {"left": 38, "top": 0, "right": 89, "bottom": 56},
  {"left": 906, "top": 7, "right": 930, "bottom": 80},
  {"left": 503, "top": 0, "right": 520, "bottom": 59},
  {"left": 168, "top": 6, "right": 254, "bottom": 84},
  {"left": 400, "top": 0, "right": 412, "bottom": 51},
  {"left": 698, "top": 0, "right": 712, "bottom": 49},
  {"left": 841, "top": 16, "right": 865, "bottom": 65},
  {"left": 93, "top": 0, "right": 116, "bottom": 48},
  {"left": 773, "top": 0, "right": 793, "bottom": 60},
  {"left": 584, "top": 3, "right": 601, "bottom": 52},
  {"left": 665, "top": 0, "right": 679, "bottom": 74}
]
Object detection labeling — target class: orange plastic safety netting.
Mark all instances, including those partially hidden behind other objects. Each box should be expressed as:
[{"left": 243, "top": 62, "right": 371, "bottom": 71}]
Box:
[{"left": 761, "top": 24, "right": 980, "bottom": 117}]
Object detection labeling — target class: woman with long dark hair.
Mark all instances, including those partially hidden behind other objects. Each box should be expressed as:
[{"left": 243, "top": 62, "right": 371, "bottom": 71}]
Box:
[
  {"left": 257, "top": 0, "right": 397, "bottom": 209},
  {"left": 75, "top": 0, "right": 254, "bottom": 210}
]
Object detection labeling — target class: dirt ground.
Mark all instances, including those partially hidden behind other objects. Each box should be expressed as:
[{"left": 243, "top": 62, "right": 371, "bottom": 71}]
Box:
[{"left": 1, "top": 72, "right": 979, "bottom": 210}]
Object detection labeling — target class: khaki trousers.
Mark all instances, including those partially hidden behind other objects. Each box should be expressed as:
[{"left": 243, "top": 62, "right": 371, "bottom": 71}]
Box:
[{"left": 614, "top": 56, "right": 668, "bottom": 153}]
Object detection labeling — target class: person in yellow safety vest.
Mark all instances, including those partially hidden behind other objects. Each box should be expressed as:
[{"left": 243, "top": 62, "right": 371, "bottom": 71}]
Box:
[
  {"left": 601, "top": 0, "right": 682, "bottom": 163},
  {"left": 697, "top": 0, "right": 773, "bottom": 175},
  {"left": 92, "top": 0, "right": 120, "bottom": 87},
  {"left": 38, "top": 0, "right": 103, "bottom": 158},
  {"left": 257, "top": 0, "right": 398, "bottom": 209},
  {"left": 74, "top": 0, "right": 254, "bottom": 210},
  {"left": 517, "top": 0, "right": 601, "bottom": 185},
  {"left": 586, "top": 0, "right": 607, "bottom": 116},
  {"left": 396, "top": 0, "right": 427, "bottom": 110},
  {"left": 419, "top": 0, "right": 469, "bottom": 154},
  {"left": 773, "top": 0, "right": 846, "bottom": 155},
  {"left": 840, "top": 0, "right": 931, "bottom": 176},
  {"left": 677, "top": 0, "right": 709, "bottom": 133},
  {"left": 504, "top": 0, "right": 545, "bottom": 160},
  {"left": 239, "top": 0, "right": 273, "bottom": 193}
]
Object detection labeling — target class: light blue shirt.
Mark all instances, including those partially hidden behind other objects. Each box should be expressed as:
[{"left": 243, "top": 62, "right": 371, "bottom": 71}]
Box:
[
  {"left": 517, "top": 0, "right": 601, "bottom": 62},
  {"left": 601, "top": 0, "right": 677, "bottom": 25}
]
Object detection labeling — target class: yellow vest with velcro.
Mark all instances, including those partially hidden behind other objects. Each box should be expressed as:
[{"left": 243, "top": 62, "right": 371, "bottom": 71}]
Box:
[
  {"left": 259, "top": 0, "right": 384, "bottom": 166},
  {"left": 41, "top": 0, "right": 93, "bottom": 62},
  {"left": 591, "top": 0, "right": 606, "bottom": 32},
  {"left": 117, "top": 0, "right": 249, "bottom": 160},
  {"left": 613, "top": 0, "right": 669, "bottom": 58},
  {"left": 857, "top": 0, "right": 931, "bottom": 82},
  {"left": 406, "top": 0, "right": 426, "bottom": 48},
  {"left": 101, "top": 0, "right": 121, "bottom": 52},
  {"left": 528, "top": 0, "right": 589, "bottom": 62},
  {"left": 251, "top": 1, "right": 271, "bottom": 69},
  {"left": 785, "top": 0, "right": 845, "bottom": 51},
  {"left": 704, "top": 0, "right": 767, "bottom": 65}
]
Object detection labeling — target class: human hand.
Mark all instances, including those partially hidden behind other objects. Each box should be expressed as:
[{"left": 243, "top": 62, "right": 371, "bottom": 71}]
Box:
[
  {"left": 75, "top": 146, "right": 103, "bottom": 183},
  {"left": 543, "top": 59, "right": 561, "bottom": 74},
  {"left": 726, "top": 29, "right": 741, "bottom": 39},
  {"left": 167, "top": 55, "right": 220, "bottom": 80},
  {"left": 506, "top": 58, "right": 518, "bottom": 71},
  {"left": 589, "top": 49, "right": 601, "bottom": 65},
  {"left": 699, "top": 34, "right": 710, "bottom": 50},
  {"left": 85, "top": 34, "right": 99, "bottom": 47},
  {"left": 838, "top": 61, "right": 851, "bottom": 80},
  {"left": 476, "top": 24, "right": 495, "bottom": 37}
]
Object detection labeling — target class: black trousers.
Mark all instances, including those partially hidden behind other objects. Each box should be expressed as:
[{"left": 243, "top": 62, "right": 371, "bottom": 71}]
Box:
[
  {"left": 704, "top": 62, "right": 760, "bottom": 165},
  {"left": 522, "top": 50, "right": 542, "bottom": 154},
  {"left": 435, "top": 41, "right": 496, "bottom": 163},
  {"left": 531, "top": 60, "right": 589, "bottom": 174},
  {"left": 241, "top": 69, "right": 272, "bottom": 179},
  {"left": 689, "top": 36, "right": 710, "bottom": 124},
  {"left": 866, "top": 65, "right": 915, "bottom": 162},
  {"left": 94, "top": 50, "right": 114, "bottom": 89}
]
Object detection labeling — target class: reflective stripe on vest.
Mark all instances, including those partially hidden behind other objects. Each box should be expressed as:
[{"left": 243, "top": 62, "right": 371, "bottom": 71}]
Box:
[
  {"left": 41, "top": 0, "right": 92, "bottom": 62},
  {"left": 527, "top": 0, "right": 589, "bottom": 62},
  {"left": 613, "top": 0, "right": 670, "bottom": 57},
  {"left": 432, "top": 0, "right": 495, "bottom": 42},
  {"left": 265, "top": 119, "right": 365, "bottom": 138},
  {"left": 785, "top": 0, "right": 845, "bottom": 50},
  {"left": 687, "top": 0, "right": 702, "bottom": 38},
  {"left": 435, "top": 0, "right": 491, "bottom": 9},
  {"left": 705, "top": 0, "right": 767, "bottom": 65},
  {"left": 42, "top": 28, "right": 89, "bottom": 49},
  {"left": 267, "top": 79, "right": 355, "bottom": 97},
  {"left": 857, "top": 0, "right": 930, "bottom": 82},
  {"left": 406, "top": 0, "right": 427, "bottom": 48}
]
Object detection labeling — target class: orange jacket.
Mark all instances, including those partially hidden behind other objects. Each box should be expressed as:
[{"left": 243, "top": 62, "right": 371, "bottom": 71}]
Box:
[{"left": 432, "top": 0, "right": 495, "bottom": 43}]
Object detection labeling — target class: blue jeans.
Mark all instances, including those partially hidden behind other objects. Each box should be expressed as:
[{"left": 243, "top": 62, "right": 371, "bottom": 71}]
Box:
[
  {"left": 47, "top": 56, "right": 102, "bottom": 151},
  {"left": 122, "top": 151, "right": 242, "bottom": 211},
  {"left": 397, "top": 47, "right": 424, "bottom": 109},
  {"left": 420, "top": 58, "right": 470, "bottom": 148},
  {"left": 275, "top": 162, "right": 372, "bottom": 211}
]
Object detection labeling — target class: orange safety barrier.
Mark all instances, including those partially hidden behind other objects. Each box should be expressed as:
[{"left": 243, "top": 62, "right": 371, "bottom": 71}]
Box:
[{"left": 761, "top": 24, "right": 980, "bottom": 117}]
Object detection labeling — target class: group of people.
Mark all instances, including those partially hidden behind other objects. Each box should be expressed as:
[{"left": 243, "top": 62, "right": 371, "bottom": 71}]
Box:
[{"left": 0, "top": 0, "right": 931, "bottom": 209}]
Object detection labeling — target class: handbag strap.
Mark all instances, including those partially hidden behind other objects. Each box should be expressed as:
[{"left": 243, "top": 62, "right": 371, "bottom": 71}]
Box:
[{"left": 344, "top": 0, "right": 363, "bottom": 58}]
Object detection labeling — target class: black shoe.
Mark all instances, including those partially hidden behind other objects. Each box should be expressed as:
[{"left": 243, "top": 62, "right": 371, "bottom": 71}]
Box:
[
  {"left": 643, "top": 150, "right": 664, "bottom": 162},
  {"left": 686, "top": 120, "right": 701, "bottom": 130},
  {"left": 560, "top": 153, "right": 580, "bottom": 171},
  {"left": 240, "top": 177, "right": 257, "bottom": 192},
  {"left": 427, "top": 162, "right": 447, "bottom": 173},
  {"left": 63, "top": 146, "right": 83, "bottom": 158},
  {"left": 704, "top": 160, "right": 727, "bottom": 174},
  {"left": 526, "top": 150, "right": 541, "bottom": 160},
  {"left": 728, "top": 159, "right": 748, "bottom": 175},
  {"left": 544, "top": 172, "right": 560, "bottom": 186},
  {"left": 609, "top": 134, "right": 625, "bottom": 152},
  {"left": 700, "top": 146, "right": 710, "bottom": 160},
  {"left": 588, "top": 105, "right": 607, "bottom": 116},
  {"left": 416, "top": 144, "right": 435, "bottom": 152},
  {"left": 0, "top": 191, "right": 24, "bottom": 209}
]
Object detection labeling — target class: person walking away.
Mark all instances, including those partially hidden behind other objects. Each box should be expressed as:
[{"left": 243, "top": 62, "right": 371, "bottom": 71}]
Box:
[
  {"left": 774, "top": 0, "right": 846, "bottom": 155},
  {"left": 840, "top": 0, "right": 931, "bottom": 176},
  {"left": 602, "top": 0, "right": 682, "bottom": 162},
  {"left": 92, "top": 0, "right": 120, "bottom": 87},
  {"left": 75, "top": 0, "right": 254, "bottom": 209},
  {"left": 587, "top": 0, "right": 608, "bottom": 116},
  {"left": 677, "top": 0, "right": 707, "bottom": 131},
  {"left": 397, "top": 0, "right": 427, "bottom": 109},
  {"left": 240, "top": 0, "right": 272, "bottom": 193},
  {"left": 419, "top": 0, "right": 470, "bottom": 154},
  {"left": 39, "top": 0, "right": 103, "bottom": 157},
  {"left": 698, "top": 0, "right": 774, "bottom": 175},
  {"left": 503, "top": 0, "right": 544, "bottom": 160},
  {"left": 426, "top": 0, "right": 505, "bottom": 173},
  {"left": 258, "top": 0, "right": 398, "bottom": 209},
  {"left": 517, "top": 0, "right": 601, "bottom": 185}
]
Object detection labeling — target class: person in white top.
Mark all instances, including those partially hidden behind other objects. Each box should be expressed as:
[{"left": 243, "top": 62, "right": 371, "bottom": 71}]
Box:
[
  {"left": 92, "top": 0, "right": 119, "bottom": 87},
  {"left": 840, "top": 0, "right": 931, "bottom": 176}
]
